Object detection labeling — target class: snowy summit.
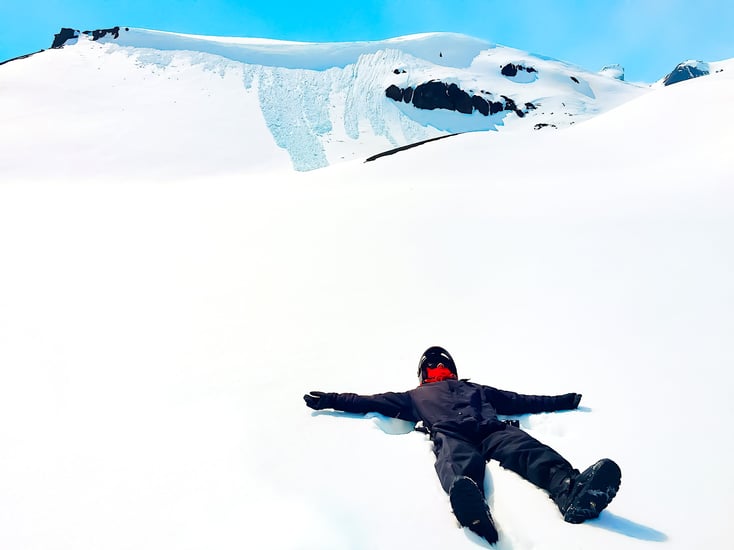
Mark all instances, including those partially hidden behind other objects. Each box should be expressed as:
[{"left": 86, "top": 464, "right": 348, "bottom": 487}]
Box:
[{"left": 2, "top": 26, "right": 646, "bottom": 175}]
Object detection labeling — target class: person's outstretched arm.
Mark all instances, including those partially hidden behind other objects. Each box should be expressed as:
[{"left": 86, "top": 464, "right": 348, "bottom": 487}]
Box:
[
  {"left": 482, "top": 385, "right": 582, "bottom": 415},
  {"left": 303, "top": 390, "right": 416, "bottom": 421}
]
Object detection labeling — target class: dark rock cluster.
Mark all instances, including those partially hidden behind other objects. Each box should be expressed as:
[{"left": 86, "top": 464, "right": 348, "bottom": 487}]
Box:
[
  {"left": 51, "top": 26, "right": 127, "bottom": 49},
  {"left": 663, "top": 61, "right": 709, "bottom": 86},
  {"left": 385, "top": 80, "right": 535, "bottom": 118},
  {"left": 51, "top": 28, "right": 80, "bottom": 48},
  {"left": 86, "top": 27, "right": 123, "bottom": 41},
  {"left": 500, "top": 63, "right": 537, "bottom": 77},
  {"left": 4, "top": 26, "right": 128, "bottom": 64}
]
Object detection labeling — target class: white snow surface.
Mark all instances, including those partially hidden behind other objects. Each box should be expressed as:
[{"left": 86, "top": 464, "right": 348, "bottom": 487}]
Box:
[
  {"left": 98, "top": 28, "right": 495, "bottom": 70},
  {"left": 0, "top": 29, "right": 646, "bottom": 174},
  {"left": 1, "top": 32, "right": 734, "bottom": 550}
]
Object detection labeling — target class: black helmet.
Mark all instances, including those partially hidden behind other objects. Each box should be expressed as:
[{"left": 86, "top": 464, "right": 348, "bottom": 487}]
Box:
[{"left": 418, "top": 346, "right": 457, "bottom": 384}]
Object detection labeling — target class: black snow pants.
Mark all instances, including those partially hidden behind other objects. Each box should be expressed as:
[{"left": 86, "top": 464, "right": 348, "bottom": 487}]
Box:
[{"left": 432, "top": 424, "right": 574, "bottom": 498}]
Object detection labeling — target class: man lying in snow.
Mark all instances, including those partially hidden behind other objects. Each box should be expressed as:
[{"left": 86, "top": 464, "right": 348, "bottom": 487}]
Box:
[{"left": 304, "top": 346, "right": 621, "bottom": 544}]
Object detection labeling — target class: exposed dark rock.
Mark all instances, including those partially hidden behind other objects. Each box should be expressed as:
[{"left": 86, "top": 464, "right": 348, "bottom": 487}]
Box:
[
  {"left": 501, "top": 95, "right": 516, "bottom": 111},
  {"left": 501, "top": 95, "right": 525, "bottom": 117},
  {"left": 50, "top": 26, "right": 124, "bottom": 49},
  {"left": 534, "top": 123, "right": 557, "bottom": 130},
  {"left": 489, "top": 101, "right": 504, "bottom": 115},
  {"left": 83, "top": 26, "right": 121, "bottom": 41},
  {"left": 51, "top": 28, "right": 79, "bottom": 48},
  {"left": 385, "top": 80, "right": 533, "bottom": 119},
  {"left": 501, "top": 63, "right": 537, "bottom": 77},
  {"left": 525, "top": 102, "right": 537, "bottom": 110},
  {"left": 570, "top": 76, "right": 580, "bottom": 84},
  {"left": 385, "top": 84, "right": 403, "bottom": 102},
  {"left": 472, "top": 95, "right": 489, "bottom": 116},
  {"left": 663, "top": 61, "right": 709, "bottom": 86},
  {"left": 411, "top": 81, "right": 453, "bottom": 111},
  {"left": 447, "top": 83, "right": 472, "bottom": 114},
  {"left": 501, "top": 63, "right": 518, "bottom": 77}
]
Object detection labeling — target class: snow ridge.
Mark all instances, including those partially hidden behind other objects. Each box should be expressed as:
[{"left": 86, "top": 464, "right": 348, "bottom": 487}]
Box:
[{"left": 2, "top": 27, "right": 648, "bottom": 175}]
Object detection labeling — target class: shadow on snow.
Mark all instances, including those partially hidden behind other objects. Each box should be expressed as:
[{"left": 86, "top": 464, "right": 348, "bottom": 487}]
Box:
[{"left": 588, "top": 511, "right": 668, "bottom": 542}]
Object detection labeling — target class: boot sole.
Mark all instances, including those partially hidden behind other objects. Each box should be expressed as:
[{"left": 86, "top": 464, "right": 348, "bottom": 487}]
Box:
[
  {"left": 450, "top": 477, "right": 499, "bottom": 543},
  {"left": 563, "top": 459, "right": 622, "bottom": 524}
]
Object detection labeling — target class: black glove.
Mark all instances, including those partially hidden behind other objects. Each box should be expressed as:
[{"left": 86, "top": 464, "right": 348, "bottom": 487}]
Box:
[
  {"left": 559, "top": 393, "right": 582, "bottom": 409},
  {"left": 303, "top": 391, "right": 336, "bottom": 410},
  {"left": 571, "top": 393, "right": 582, "bottom": 408}
]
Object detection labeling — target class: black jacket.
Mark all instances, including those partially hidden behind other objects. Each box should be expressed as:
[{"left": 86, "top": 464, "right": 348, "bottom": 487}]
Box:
[{"left": 322, "top": 379, "right": 579, "bottom": 440}]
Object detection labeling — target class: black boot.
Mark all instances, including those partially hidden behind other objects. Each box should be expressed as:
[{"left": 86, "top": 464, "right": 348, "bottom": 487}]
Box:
[
  {"left": 553, "top": 459, "right": 622, "bottom": 524},
  {"left": 449, "top": 476, "right": 499, "bottom": 544}
]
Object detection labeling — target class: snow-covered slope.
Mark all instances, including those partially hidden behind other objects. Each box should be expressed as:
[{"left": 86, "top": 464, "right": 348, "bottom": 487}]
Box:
[
  {"left": 0, "top": 27, "right": 646, "bottom": 175},
  {"left": 1, "top": 42, "right": 733, "bottom": 550}
]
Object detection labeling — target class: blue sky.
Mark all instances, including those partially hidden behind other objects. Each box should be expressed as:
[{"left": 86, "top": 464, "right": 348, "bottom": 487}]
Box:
[{"left": 1, "top": 0, "right": 732, "bottom": 82}]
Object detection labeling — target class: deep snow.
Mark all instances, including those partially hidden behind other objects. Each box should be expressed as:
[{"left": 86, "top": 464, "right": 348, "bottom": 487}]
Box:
[{"left": 1, "top": 32, "right": 733, "bottom": 550}]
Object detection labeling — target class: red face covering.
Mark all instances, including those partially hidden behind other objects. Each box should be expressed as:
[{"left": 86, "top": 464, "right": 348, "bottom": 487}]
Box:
[{"left": 422, "top": 363, "right": 457, "bottom": 385}]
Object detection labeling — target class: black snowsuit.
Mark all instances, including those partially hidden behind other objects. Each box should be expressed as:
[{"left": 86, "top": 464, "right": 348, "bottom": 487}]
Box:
[{"left": 318, "top": 379, "right": 579, "bottom": 498}]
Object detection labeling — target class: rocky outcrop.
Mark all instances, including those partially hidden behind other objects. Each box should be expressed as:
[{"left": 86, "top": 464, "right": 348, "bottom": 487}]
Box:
[
  {"left": 411, "top": 81, "right": 471, "bottom": 113},
  {"left": 87, "top": 27, "right": 123, "bottom": 41},
  {"left": 51, "top": 26, "right": 127, "bottom": 49},
  {"left": 385, "top": 80, "right": 535, "bottom": 118},
  {"left": 500, "top": 63, "right": 537, "bottom": 77},
  {"left": 51, "top": 28, "right": 80, "bottom": 48},
  {"left": 663, "top": 61, "right": 709, "bottom": 86}
]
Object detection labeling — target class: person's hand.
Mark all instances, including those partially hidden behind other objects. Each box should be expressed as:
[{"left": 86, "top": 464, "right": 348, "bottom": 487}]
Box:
[
  {"left": 559, "top": 393, "right": 582, "bottom": 409},
  {"left": 304, "top": 391, "right": 335, "bottom": 410},
  {"left": 572, "top": 393, "right": 582, "bottom": 408}
]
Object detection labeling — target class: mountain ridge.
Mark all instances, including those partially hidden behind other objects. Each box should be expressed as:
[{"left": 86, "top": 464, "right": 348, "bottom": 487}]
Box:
[{"left": 0, "top": 27, "right": 728, "bottom": 175}]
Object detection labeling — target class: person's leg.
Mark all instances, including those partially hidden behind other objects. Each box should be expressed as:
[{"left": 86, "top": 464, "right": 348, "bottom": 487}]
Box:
[
  {"left": 481, "top": 425, "right": 621, "bottom": 523},
  {"left": 480, "top": 424, "right": 575, "bottom": 496},
  {"left": 432, "top": 432, "right": 498, "bottom": 543},
  {"left": 432, "top": 431, "right": 487, "bottom": 494}
]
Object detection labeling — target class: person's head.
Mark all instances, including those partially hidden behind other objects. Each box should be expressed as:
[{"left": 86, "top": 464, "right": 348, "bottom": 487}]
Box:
[{"left": 417, "top": 346, "right": 458, "bottom": 385}]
